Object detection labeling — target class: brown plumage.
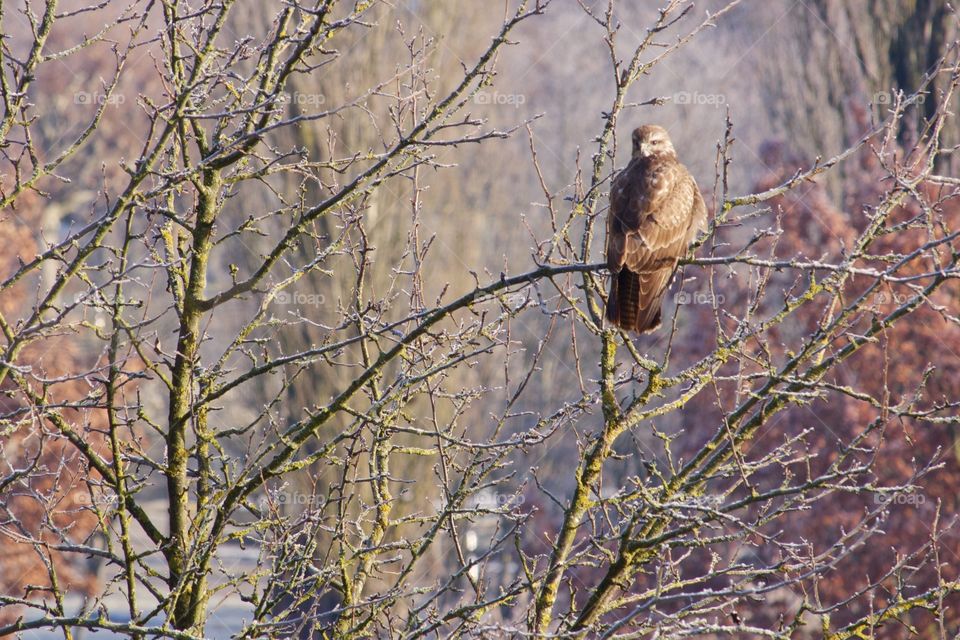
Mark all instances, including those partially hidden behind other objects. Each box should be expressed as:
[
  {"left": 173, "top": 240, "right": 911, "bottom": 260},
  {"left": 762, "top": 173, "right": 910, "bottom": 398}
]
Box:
[{"left": 605, "top": 125, "right": 708, "bottom": 333}]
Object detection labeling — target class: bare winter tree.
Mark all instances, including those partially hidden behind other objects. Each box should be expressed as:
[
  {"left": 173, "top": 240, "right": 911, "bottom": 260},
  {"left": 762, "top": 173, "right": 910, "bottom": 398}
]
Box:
[{"left": 1, "top": 1, "right": 959, "bottom": 638}]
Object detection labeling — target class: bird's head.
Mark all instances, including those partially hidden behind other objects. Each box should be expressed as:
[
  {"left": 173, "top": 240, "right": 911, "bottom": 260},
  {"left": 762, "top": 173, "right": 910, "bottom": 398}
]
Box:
[{"left": 632, "top": 125, "right": 676, "bottom": 160}]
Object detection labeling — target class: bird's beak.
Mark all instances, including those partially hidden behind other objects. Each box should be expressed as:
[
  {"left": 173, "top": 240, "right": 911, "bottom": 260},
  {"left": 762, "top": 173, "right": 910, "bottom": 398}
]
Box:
[{"left": 639, "top": 142, "right": 652, "bottom": 157}]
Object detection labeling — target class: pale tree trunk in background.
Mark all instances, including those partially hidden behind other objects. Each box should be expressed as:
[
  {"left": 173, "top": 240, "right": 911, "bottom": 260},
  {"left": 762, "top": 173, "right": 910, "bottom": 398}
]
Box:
[
  {"left": 234, "top": 1, "right": 505, "bottom": 598},
  {"left": 751, "top": 0, "right": 957, "bottom": 194}
]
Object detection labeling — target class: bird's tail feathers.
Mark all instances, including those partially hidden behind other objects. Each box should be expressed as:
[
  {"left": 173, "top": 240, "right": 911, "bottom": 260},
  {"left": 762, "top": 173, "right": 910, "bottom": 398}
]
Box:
[{"left": 606, "top": 267, "right": 671, "bottom": 333}]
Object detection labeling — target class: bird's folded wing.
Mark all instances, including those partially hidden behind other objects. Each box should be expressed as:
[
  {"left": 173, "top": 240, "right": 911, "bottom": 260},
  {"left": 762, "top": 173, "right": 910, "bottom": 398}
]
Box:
[{"left": 623, "top": 169, "right": 693, "bottom": 272}]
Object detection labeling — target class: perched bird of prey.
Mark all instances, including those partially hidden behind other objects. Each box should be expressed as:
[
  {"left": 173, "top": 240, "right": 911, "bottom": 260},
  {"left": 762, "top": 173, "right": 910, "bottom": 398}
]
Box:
[{"left": 605, "top": 125, "right": 708, "bottom": 333}]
